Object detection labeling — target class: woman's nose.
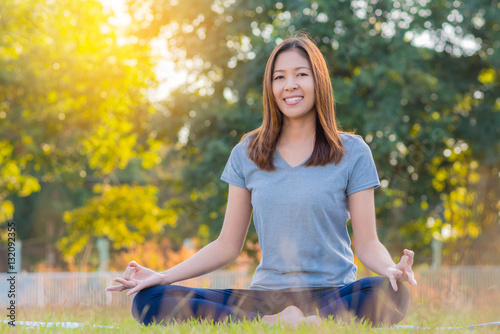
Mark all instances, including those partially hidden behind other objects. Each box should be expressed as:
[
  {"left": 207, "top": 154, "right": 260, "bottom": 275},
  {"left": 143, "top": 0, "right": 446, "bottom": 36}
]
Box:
[{"left": 285, "top": 79, "right": 298, "bottom": 91}]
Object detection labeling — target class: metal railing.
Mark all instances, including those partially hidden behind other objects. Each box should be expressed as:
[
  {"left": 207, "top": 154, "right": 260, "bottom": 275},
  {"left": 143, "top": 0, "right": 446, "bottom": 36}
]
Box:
[{"left": 0, "top": 267, "right": 498, "bottom": 308}]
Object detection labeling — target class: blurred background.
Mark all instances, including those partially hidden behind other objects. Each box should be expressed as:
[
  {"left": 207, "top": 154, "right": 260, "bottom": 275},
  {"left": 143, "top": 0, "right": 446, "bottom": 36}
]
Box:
[{"left": 0, "top": 0, "right": 499, "bottom": 286}]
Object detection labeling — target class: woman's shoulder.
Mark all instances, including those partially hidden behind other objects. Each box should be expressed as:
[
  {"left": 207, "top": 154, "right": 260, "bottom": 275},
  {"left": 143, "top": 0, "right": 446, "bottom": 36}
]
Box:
[
  {"left": 339, "top": 132, "right": 372, "bottom": 154},
  {"left": 235, "top": 132, "right": 254, "bottom": 149},
  {"left": 339, "top": 132, "right": 364, "bottom": 145},
  {"left": 228, "top": 132, "right": 255, "bottom": 158}
]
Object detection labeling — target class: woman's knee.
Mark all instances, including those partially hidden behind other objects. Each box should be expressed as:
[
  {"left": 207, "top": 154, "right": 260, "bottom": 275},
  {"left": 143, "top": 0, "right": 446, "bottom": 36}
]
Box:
[
  {"left": 358, "top": 277, "right": 410, "bottom": 325},
  {"left": 393, "top": 281, "right": 410, "bottom": 321},
  {"left": 131, "top": 285, "right": 172, "bottom": 325},
  {"left": 376, "top": 279, "right": 410, "bottom": 325},
  {"left": 131, "top": 285, "right": 202, "bottom": 325},
  {"left": 131, "top": 289, "right": 151, "bottom": 324}
]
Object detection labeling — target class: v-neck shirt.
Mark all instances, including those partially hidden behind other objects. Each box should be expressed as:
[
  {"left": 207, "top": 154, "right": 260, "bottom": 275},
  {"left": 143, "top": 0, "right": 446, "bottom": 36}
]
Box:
[
  {"left": 220, "top": 133, "right": 380, "bottom": 291},
  {"left": 276, "top": 149, "right": 312, "bottom": 169}
]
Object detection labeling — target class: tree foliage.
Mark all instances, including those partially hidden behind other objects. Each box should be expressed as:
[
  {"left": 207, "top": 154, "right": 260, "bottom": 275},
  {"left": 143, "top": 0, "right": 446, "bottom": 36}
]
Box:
[
  {"left": 0, "top": 0, "right": 171, "bottom": 263},
  {"left": 1, "top": 0, "right": 498, "bottom": 270},
  {"left": 58, "top": 184, "right": 175, "bottom": 258},
  {"left": 124, "top": 0, "right": 500, "bottom": 264}
]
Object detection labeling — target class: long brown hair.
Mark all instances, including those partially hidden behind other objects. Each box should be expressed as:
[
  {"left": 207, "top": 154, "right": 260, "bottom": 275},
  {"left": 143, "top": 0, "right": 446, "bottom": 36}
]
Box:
[{"left": 243, "top": 32, "right": 346, "bottom": 171}]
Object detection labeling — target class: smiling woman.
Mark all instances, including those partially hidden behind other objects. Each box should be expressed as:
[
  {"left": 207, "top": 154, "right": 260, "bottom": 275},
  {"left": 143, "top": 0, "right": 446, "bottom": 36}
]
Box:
[
  {"left": 107, "top": 32, "right": 416, "bottom": 328},
  {"left": 272, "top": 51, "right": 316, "bottom": 121}
]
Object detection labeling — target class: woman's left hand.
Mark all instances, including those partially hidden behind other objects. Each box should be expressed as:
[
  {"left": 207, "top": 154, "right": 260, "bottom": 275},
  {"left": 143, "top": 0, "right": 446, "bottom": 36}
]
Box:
[{"left": 385, "top": 249, "right": 418, "bottom": 291}]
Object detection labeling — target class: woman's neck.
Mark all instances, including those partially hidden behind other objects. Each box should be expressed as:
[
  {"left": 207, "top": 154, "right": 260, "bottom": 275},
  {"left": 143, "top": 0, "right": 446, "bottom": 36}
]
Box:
[{"left": 279, "top": 113, "right": 316, "bottom": 146}]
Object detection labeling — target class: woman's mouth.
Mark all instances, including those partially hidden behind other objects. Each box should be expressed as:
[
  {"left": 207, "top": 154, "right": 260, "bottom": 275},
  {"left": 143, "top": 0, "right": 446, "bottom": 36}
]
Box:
[{"left": 284, "top": 96, "right": 303, "bottom": 105}]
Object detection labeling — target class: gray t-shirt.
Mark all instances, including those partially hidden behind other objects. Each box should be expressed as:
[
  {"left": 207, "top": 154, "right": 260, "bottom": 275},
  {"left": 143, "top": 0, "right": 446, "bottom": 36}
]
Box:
[{"left": 220, "top": 133, "right": 380, "bottom": 291}]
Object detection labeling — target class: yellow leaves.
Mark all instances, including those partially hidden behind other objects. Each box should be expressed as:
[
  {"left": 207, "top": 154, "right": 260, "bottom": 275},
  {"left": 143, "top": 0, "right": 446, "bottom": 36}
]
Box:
[
  {"left": 18, "top": 176, "right": 41, "bottom": 196},
  {"left": 452, "top": 161, "right": 467, "bottom": 177},
  {"left": 468, "top": 172, "right": 480, "bottom": 184},
  {"left": 47, "top": 91, "right": 58, "bottom": 103},
  {"left": 83, "top": 114, "right": 139, "bottom": 173},
  {"left": 199, "top": 224, "right": 209, "bottom": 239},
  {"left": 0, "top": 200, "right": 14, "bottom": 223},
  {"left": 139, "top": 137, "right": 163, "bottom": 169},
  {"left": 59, "top": 184, "right": 176, "bottom": 257},
  {"left": 147, "top": 138, "right": 162, "bottom": 151},
  {"left": 478, "top": 68, "right": 496, "bottom": 85},
  {"left": 457, "top": 94, "right": 474, "bottom": 112},
  {"left": 0, "top": 141, "right": 41, "bottom": 211},
  {"left": 410, "top": 123, "right": 421, "bottom": 137},
  {"left": 22, "top": 136, "right": 33, "bottom": 146},
  {"left": 141, "top": 151, "right": 161, "bottom": 169},
  {"left": 435, "top": 168, "right": 448, "bottom": 182},
  {"left": 42, "top": 143, "right": 51, "bottom": 154},
  {"left": 439, "top": 185, "right": 484, "bottom": 241},
  {"left": 495, "top": 98, "right": 500, "bottom": 111},
  {"left": 468, "top": 223, "right": 480, "bottom": 238},
  {"left": 393, "top": 198, "right": 403, "bottom": 208}
]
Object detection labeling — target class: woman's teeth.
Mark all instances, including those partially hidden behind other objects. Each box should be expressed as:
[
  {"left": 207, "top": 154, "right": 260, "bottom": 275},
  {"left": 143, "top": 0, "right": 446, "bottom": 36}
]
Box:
[{"left": 284, "top": 97, "right": 303, "bottom": 103}]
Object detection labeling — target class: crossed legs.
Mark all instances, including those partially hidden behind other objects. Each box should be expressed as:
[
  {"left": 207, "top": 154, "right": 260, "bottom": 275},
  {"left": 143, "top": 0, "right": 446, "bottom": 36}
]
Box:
[{"left": 132, "top": 277, "right": 409, "bottom": 327}]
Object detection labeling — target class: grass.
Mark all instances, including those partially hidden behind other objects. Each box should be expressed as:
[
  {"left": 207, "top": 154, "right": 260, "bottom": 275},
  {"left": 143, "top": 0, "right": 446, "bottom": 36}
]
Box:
[{"left": 1, "top": 302, "right": 499, "bottom": 333}]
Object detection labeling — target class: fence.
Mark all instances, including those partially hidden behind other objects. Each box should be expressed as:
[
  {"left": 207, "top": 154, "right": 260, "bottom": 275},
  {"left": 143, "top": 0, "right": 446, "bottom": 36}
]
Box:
[
  {"left": 410, "top": 266, "right": 500, "bottom": 306},
  {"left": 0, "top": 270, "right": 251, "bottom": 308},
  {"left": 0, "top": 267, "right": 498, "bottom": 308}
]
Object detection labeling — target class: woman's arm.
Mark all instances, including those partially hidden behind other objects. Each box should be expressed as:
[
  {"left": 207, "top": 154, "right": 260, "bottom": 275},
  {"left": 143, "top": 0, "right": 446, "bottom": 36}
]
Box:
[
  {"left": 107, "top": 184, "right": 252, "bottom": 295},
  {"left": 349, "top": 188, "right": 417, "bottom": 290},
  {"left": 159, "top": 184, "right": 253, "bottom": 285}
]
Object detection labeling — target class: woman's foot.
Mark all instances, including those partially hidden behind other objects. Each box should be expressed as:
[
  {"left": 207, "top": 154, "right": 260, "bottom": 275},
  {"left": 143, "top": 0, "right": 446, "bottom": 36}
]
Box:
[
  {"left": 261, "top": 305, "right": 306, "bottom": 327},
  {"left": 304, "top": 314, "right": 323, "bottom": 326}
]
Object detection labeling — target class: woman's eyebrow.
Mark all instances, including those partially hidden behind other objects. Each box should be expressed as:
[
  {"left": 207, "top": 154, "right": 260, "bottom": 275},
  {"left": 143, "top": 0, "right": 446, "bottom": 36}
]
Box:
[{"left": 273, "top": 66, "right": 311, "bottom": 73}]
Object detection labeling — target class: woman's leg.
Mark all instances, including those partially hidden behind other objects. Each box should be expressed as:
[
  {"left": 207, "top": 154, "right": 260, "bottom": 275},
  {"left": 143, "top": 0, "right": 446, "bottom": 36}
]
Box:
[
  {"left": 312, "top": 277, "right": 410, "bottom": 326},
  {"left": 131, "top": 285, "right": 293, "bottom": 325}
]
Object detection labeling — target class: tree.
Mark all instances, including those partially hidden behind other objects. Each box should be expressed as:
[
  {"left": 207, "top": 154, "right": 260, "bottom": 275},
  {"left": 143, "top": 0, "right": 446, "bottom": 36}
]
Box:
[
  {"left": 123, "top": 0, "right": 500, "bottom": 264},
  {"left": 0, "top": 0, "right": 173, "bottom": 268}
]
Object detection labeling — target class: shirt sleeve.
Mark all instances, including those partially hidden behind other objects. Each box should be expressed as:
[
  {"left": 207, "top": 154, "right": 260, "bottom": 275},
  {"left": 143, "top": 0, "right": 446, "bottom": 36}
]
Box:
[
  {"left": 346, "top": 135, "right": 381, "bottom": 196},
  {"left": 220, "top": 143, "right": 247, "bottom": 189}
]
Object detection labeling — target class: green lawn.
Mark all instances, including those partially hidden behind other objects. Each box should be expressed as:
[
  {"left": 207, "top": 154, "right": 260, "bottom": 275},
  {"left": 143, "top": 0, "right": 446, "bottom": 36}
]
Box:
[{"left": 1, "top": 303, "right": 499, "bottom": 333}]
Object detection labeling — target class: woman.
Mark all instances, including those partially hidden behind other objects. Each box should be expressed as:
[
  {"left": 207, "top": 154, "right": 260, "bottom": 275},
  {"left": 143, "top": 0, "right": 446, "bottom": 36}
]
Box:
[{"left": 106, "top": 33, "right": 417, "bottom": 327}]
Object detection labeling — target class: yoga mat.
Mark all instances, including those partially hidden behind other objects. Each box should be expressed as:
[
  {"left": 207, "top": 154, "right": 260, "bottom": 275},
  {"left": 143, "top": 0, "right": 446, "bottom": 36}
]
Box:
[
  {"left": 3, "top": 319, "right": 500, "bottom": 330},
  {"left": 2, "top": 320, "right": 116, "bottom": 329}
]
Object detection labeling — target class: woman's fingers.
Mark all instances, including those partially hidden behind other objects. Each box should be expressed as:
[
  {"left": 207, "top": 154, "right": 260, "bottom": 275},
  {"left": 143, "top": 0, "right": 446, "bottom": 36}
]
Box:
[
  {"left": 404, "top": 249, "right": 414, "bottom": 266},
  {"left": 387, "top": 267, "right": 403, "bottom": 291},
  {"left": 408, "top": 269, "right": 417, "bottom": 286},
  {"left": 113, "top": 277, "right": 138, "bottom": 288},
  {"left": 106, "top": 262, "right": 144, "bottom": 294},
  {"left": 123, "top": 265, "right": 135, "bottom": 280},
  {"left": 126, "top": 285, "right": 142, "bottom": 296},
  {"left": 105, "top": 284, "right": 126, "bottom": 292},
  {"left": 402, "top": 249, "right": 417, "bottom": 286},
  {"left": 389, "top": 274, "right": 399, "bottom": 291},
  {"left": 406, "top": 265, "right": 417, "bottom": 286}
]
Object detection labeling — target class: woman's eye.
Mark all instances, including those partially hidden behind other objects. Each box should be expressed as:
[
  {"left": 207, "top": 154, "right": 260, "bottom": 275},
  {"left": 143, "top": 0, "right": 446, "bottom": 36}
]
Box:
[
  {"left": 298, "top": 73, "right": 308, "bottom": 76},
  {"left": 274, "top": 75, "right": 283, "bottom": 80}
]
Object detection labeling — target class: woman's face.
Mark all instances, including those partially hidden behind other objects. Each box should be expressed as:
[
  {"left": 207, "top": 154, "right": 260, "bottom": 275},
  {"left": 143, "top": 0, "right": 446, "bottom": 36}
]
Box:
[{"left": 272, "top": 49, "right": 316, "bottom": 121}]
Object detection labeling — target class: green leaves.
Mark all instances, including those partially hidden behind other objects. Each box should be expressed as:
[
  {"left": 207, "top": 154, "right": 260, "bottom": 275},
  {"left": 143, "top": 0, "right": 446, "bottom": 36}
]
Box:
[{"left": 126, "top": 0, "right": 500, "bottom": 264}]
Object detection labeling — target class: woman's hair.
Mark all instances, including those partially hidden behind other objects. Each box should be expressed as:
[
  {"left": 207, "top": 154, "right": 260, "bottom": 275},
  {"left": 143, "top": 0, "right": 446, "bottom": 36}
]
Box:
[{"left": 243, "top": 32, "right": 346, "bottom": 171}]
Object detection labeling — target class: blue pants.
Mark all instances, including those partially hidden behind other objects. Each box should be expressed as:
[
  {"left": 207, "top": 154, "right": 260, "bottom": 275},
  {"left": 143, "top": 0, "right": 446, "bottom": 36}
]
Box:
[{"left": 132, "top": 277, "right": 409, "bottom": 326}]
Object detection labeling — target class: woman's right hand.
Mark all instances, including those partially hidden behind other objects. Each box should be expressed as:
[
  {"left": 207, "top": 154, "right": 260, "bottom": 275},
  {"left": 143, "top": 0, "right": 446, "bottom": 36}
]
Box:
[{"left": 105, "top": 261, "right": 165, "bottom": 296}]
